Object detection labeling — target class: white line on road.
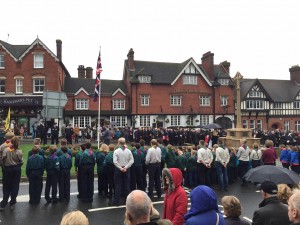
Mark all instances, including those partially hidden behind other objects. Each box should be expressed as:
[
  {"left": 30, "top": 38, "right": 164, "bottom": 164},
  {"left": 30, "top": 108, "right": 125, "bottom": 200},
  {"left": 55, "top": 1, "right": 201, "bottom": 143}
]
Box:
[{"left": 243, "top": 217, "right": 253, "bottom": 223}]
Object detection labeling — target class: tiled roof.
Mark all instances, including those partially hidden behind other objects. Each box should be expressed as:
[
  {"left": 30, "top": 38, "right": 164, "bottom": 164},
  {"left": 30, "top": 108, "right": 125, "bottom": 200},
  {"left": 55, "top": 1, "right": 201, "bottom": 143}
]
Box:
[
  {"left": 241, "top": 78, "right": 300, "bottom": 102},
  {"left": 0, "top": 40, "right": 29, "bottom": 59},
  {"left": 64, "top": 77, "right": 127, "bottom": 95}
]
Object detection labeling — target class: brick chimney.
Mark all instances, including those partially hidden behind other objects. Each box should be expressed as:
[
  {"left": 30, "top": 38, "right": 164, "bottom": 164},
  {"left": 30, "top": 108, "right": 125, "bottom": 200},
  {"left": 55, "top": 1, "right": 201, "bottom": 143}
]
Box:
[
  {"left": 56, "top": 39, "right": 62, "bottom": 61},
  {"left": 77, "top": 65, "right": 85, "bottom": 78},
  {"left": 289, "top": 65, "right": 300, "bottom": 84},
  {"left": 85, "top": 67, "right": 93, "bottom": 79},
  {"left": 127, "top": 48, "right": 135, "bottom": 71},
  {"left": 201, "top": 51, "right": 215, "bottom": 81},
  {"left": 221, "top": 61, "right": 230, "bottom": 75}
]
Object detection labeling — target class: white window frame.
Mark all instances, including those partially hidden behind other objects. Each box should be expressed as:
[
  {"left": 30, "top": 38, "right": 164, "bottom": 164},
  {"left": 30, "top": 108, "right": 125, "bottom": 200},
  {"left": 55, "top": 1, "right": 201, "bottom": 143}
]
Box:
[
  {"left": 186, "top": 116, "right": 194, "bottom": 126},
  {"left": 296, "top": 121, "right": 300, "bottom": 132},
  {"left": 170, "top": 96, "right": 182, "bottom": 106},
  {"left": 0, "top": 54, "right": 4, "bottom": 68},
  {"left": 33, "top": 78, "right": 45, "bottom": 94},
  {"left": 75, "top": 99, "right": 89, "bottom": 110},
  {"left": 16, "top": 79, "right": 23, "bottom": 94},
  {"left": 113, "top": 99, "right": 125, "bottom": 110},
  {"left": 284, "top": 121, "right": 290, "bottom": 132},
  {"left": 249, "top": 91, "right": 261, "bottom": 98},
  {"left": 219, "top": 79, "right": 229, "bottom": 85},
  {"left": 242, "top": 120, "right": 248, "bottom": 129},
  {"left": 141, "top": 94, "right": 150, "bottom": 106},
  {"left": 171, "top": 115, "right": 181, "bottom": 126},
  {"left": 140, "top": 115, "right": 150, "bottom": 127},
  {"left": 257, "top": 120, "right": 262, "bottom": 130},
  {"left": 199, "top": 115, "right": 209, "bottom": 126},
  {"left": 138, "top": 76, "right": 151, "bottom": 83},
  {"left": 73, "top": 116, "right": 91, "bottom": 129},
  {"left": 220, "top": 96, "right": 228, "bottom": 106},
  {"left": 111, "top": 116, "right": 126, "bottom": 127},
  {"left": 0, "top": 79, "right": 5, "bottom": 93},
  {"left": 34, "top": 54, "right": 44, "bottom": 68},
  {"left": 273, "top": 103, "right": 283, "bottom": 109},
  {"left": 246, "top": 100, "right": 264, "bottom": 109},
  {"left": 183, "top": 75, "right": 197, "bottom": 85},
  {"left": 250, "top": 120, "right": 255, "bottom": 130},
  {"left": 199, "top": 96, "right": 210, "bottom": 106},
  {"left": 294, "top": 101, "right": 300, "bottom": 109}
]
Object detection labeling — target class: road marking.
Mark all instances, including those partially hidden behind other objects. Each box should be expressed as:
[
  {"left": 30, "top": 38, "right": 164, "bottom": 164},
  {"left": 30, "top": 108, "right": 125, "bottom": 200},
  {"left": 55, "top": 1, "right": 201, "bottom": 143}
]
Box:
[{"left": 243, "top": 217, "right": 253, "bottom": 222}]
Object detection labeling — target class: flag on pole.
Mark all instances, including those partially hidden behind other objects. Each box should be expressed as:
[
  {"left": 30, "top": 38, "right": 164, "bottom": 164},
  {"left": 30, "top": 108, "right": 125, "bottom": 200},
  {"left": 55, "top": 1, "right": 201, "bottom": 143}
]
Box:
[
  {"left": 94, "top": 51, "right": 102, "bottom": 102},
  {"left": 5, "top": 107, "right": 10, "bottom": 131}
]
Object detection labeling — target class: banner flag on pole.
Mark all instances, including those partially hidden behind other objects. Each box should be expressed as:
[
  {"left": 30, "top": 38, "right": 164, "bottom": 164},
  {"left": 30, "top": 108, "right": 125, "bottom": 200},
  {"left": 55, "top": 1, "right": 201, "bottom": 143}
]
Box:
[
  {"left": 5, "top": 107, "right": 10, "bottom": 131},
  {"left": 94, "top": 50, "right": 102, "bottom": 102}
]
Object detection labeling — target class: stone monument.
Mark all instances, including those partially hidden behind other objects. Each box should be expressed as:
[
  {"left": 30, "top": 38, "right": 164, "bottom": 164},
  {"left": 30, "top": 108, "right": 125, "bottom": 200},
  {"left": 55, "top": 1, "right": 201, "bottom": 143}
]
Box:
[{"left": 221, "top": 72, "right": 261, "bottom": 148}]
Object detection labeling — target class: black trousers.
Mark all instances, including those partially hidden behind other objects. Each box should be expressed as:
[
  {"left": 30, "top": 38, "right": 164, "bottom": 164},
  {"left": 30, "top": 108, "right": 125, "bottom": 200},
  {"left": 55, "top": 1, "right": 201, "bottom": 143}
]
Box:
[
  {"left": 29, "top": 170, "right": 43, "bottom": 204},
  {"left": 113, "top": 168, "right": 130, "bottom": 204},
  {"left": 45, "top": 170, "right": 58, "bottom": 201},
  {"left": 59, "top": 169, "right": 71, "bottom": 200},
  {"left": 1, "top": 165, "right": 21, "bottom": 207},
  {"left": 197, "top": 163, "right": 211, "bottom": 186},
  {"left": 98, "top": 170, "right": 108, "bottom": 195},
  {"left": 107, "top": 165, "right": 115, "bottom": 196},
  {"left": 147, "top": 163, "right": 161, "bottom": 198},
  {"left": 80, "top": 165, "right": 94, "bottom": 201}
]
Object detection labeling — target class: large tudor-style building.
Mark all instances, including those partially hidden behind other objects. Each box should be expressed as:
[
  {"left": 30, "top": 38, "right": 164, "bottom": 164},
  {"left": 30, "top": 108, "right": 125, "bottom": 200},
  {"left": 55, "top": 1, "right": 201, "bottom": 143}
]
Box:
[{"left": 64, "top": 49, "right": 235, "bottom": 129}]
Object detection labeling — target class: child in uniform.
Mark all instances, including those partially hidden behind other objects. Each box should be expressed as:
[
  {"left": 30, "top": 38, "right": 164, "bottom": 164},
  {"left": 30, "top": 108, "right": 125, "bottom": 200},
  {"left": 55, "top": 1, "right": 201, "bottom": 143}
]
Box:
[{"left": 58, "top": 146, "right": 72, "bottom": 202}]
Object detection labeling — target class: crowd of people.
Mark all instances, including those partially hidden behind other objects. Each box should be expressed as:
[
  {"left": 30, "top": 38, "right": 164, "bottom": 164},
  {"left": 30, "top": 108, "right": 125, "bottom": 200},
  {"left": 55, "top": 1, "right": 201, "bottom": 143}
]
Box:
[{"left": 1, "top": 126, "right": 300, "bottom": 225}]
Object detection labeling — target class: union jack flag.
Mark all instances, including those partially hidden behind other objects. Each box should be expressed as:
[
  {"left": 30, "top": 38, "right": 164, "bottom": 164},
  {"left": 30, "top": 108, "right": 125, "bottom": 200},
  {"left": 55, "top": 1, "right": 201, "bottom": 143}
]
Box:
[{"left": 94, "top": 51, "right": 102, "bottom": 102}]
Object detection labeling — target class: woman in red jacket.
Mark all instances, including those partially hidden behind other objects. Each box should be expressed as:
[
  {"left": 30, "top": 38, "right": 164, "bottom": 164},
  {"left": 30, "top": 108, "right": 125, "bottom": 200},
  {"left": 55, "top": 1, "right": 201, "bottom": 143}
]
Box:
[{"left": 162, "top": 167, "right": 188, "bottom": 225}]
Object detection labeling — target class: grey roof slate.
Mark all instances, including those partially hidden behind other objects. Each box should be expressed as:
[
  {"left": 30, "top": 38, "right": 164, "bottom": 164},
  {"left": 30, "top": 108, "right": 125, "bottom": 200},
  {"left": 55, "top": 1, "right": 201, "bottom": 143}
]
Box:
[
  {"left": 64, "top": 77, "right": 127, "bottom": 95},
  {"left": 0, "top": 40, "right": 29, "bottom": 59},
  {"left": 240, "top": 78, "right": 300, "bottom": 102}
]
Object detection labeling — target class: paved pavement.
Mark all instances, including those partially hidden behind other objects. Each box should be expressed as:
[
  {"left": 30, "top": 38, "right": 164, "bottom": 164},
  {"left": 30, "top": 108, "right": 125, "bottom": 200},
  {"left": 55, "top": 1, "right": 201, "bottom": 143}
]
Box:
[{"left": 0, "top": 179, "right": 261, "bottom": 225}]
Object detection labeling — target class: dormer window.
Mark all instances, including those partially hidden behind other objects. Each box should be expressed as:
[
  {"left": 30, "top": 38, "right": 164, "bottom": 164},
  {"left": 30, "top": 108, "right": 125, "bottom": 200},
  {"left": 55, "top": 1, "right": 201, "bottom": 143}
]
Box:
[
  {"left": 138, "top": 76, "right": 151, "bottom": 83},
  {"left": 34, "top": 53, "right": 44, "bottom": 68},
  {"left": 219, "top": 79, "right": 229, "bottom": 85}
]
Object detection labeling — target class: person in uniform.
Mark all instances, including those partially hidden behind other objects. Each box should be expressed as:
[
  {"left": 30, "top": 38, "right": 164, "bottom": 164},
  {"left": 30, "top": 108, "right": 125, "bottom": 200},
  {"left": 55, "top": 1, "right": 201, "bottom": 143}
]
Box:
[
  {"left": 75, "top": 143, "right": 85, "bottom": 200},
  {"left": 44, "top": 145, "right": 60, "bottom": 203},
  {"left": 96, "top": 143, "right": 108, "bottom": 197},
  {"left": 79, "top": 142, "right": 96, "bottom": 202},
  {"left": 26, "top": 145, "right": 44, "bottom": 205},
  {"left": 51, "top": 123, "right": 59, "bottom": 145},
  {"left": 58, "top": 146, "right": 72, "bottom": 202}
]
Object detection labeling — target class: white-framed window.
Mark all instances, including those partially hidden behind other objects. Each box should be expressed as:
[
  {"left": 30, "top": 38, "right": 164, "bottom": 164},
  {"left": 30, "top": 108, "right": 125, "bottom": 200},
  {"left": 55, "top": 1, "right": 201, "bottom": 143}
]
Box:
[
  {"left": 246, "top": 100, "right": 264, "bottom": 109},
  {"left": 250, "top": 120, "right": 255, "bottom": 129},
  {"left": 184, "top": 63, "right": 198, "bottom": 74},
  {"left": 199, "top": 115, "right": 209, "bottom": 126},
  {"left": 141, "top": 94, "right": 150, "bottom": 106},
  {"left": 138, "top": 76, "right": 151, "bottom": 83},
  {"left": 199, "top": 96, "right": 210, "bottom": 106},
  {"left": 171, "top": 115, "right": 181, "bottom": 126},
  {"left": 0, "top": 79, "right": 5, "bottom": 93},
  {"left": 73, "top": 116, "right": 90, "bottom": 129},
  {"left": 140, "top": 115, "right": 150, "bottom": 127},
  {"left": 284, "top": 121, "right": 290, "bottom": 131},
  {"left": 76, "top": 99, "right": 89, "bottom": 110},
  {"left": 220, "top": 96, "right": 228, "bottom": 106},
  {"left": 296, "top": 121, "right": 300, "bottom": 132},
  {"left": 249, "top": 91, "right": 261, "bottom": 98},
  {"left": 111, "top": 116, "right": 126, "bottom": 127},
  {"left": 183, "top": 75, "right": 197, "bottom": 85},
  {"left": 113, "top": 99, "right": 125, "bottom": 110},
  {"left": 16, "top": 79, "right": 23, "bottom": 94},
  {"left": 293, "top": 101, "right": 300, "bottom": 109},
  {"left": 273, "top": 103, "right": 283, "bottom": 109},
  {"left": 186, "top": 116, "right": 194, "bottom": 126},
  {"left": 34, "top": 54, "right": 44, "bottom": 68},
  {"left": 33, "top": 78, "right": 45, "bottom": 93},
  {"left": 257, "top": 120, "right": 262, "bottom": 130},
  {"left": 242, "top": 120, "right": 248, "bottom": 128},
  {"left": 219, "top": 79, "right": 229, "bottom": 85},
  {"left": 0, "top": 54, "right": 4, "bottom": 68},
  {"left": 170, "top": 96, "right": 182, "bottom": 106}
]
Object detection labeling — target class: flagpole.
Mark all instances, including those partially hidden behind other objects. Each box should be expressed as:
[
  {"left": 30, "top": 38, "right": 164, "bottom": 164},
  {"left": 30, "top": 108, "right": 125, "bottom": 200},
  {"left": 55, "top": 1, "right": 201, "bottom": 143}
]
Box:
[{"left": 97, "top": 47, "right": 101, "bottom": 150}]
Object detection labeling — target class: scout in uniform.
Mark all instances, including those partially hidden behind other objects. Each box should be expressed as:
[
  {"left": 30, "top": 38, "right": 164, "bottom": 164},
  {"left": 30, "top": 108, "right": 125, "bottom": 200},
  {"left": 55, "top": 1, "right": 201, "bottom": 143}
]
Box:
[{"left": 58, "top": 146, "right": 72, "bottom": 202}]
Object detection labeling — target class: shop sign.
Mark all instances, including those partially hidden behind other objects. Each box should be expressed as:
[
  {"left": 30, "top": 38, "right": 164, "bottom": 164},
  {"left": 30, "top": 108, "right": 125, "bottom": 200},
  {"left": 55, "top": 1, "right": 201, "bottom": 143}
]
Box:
[{"left": 0, "top": 97, "right": 42, "bottom": 106}]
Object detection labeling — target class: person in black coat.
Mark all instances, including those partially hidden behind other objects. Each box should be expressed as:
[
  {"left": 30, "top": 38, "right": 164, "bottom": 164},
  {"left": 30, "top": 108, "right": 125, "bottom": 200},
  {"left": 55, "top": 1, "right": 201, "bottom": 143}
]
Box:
[
  {"left": 51, "top": 123, "right": 59, "bottom": 145},
  {"left": 252, "top": 181, "right": 290, "bottom": 225}
]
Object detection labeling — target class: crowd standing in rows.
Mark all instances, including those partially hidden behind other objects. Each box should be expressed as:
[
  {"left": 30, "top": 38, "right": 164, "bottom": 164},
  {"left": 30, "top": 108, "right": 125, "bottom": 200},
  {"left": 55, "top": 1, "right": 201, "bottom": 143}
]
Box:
[{"left": 1, "top": 124, "right": 300, "bottom": 225}]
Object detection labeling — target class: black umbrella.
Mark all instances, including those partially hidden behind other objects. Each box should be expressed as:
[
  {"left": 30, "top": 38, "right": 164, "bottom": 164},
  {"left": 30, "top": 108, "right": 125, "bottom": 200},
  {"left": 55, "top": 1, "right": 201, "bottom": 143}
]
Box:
[
  {"left": 244, "top": 165, "right": 300, "bottom": 184},
  {"left": 203, "top": 123, "right": 222, "bottom": 129}
]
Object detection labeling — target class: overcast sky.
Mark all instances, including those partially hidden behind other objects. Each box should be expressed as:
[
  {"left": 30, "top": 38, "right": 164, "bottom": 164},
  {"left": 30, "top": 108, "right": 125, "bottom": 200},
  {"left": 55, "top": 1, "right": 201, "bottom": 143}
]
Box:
[{"left": 2, "top": 0, "right": 300, "bottom": 80}]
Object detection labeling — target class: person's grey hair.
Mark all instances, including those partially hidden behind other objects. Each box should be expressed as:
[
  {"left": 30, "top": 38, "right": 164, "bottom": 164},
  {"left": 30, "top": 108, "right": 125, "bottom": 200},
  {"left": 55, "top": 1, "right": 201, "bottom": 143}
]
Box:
[
  {"left": 290, "top": 190, "right": 300, "bottom": 213},
  {"left": 126, "top": 190, "right": 152, "bottom": 221}
]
